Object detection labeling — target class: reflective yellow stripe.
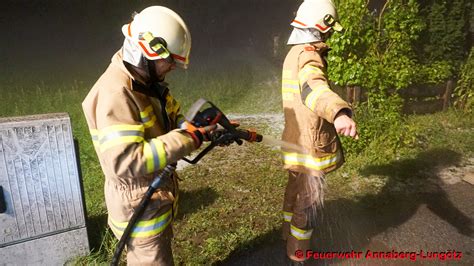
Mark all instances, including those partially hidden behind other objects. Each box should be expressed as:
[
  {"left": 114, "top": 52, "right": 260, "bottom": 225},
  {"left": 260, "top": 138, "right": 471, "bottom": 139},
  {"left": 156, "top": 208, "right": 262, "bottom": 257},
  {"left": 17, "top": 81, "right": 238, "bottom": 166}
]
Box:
[
  {"left": 97, "top": 124, "right": 144, "bottom": 152},
  {"left": 298, "top": 65, "right": 324, "bottom": 84},
  {"left": 101, "top": 136, "right": 144, "bottom": 152},
  {"left": 143, "top": 115, "right": 157, "bottom": 128},
  {"left": 90, "top": 129, "right": 99, "bottom": 148},
  {"left": 140, "top": 105, "right": 154, "bottom": 117},
  {"left": 140, "top": 105, "right": 157, "bottom": 128},
  {"left": 99, "top": 124, "right": 144, "bottom": 136},
  {"left": 165, "top": 94, "right": 181, "bottom": 115},
  {"left": 143, "top": 138, "right": 167, "bottom": 173},
  {"left": 304, "top": 86, "right": 331, "bottom": 111},
  {"left": 109, "top": 209, "right": 172, "bottom": 238},
  {"left": 283, "top": 70, "right": 292, "bottom": 79},
  {"left": 283, "top": 211, "right": 293, "bottom": 222},
  {"left": 282, "top": 151, "right": 339, "bottom": 171},
  {"left": 282, "top": 79, "right": 299, "bottom": 93},
  {"left": 290, "top": 224, "right": 313, "bottom": 240}
]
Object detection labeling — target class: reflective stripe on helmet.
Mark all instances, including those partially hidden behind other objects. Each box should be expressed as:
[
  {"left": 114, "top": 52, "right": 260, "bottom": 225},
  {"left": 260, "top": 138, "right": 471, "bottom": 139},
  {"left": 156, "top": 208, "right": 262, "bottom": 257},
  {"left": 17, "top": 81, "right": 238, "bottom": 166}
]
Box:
[
  {"left": 138, "top": 41, "right": 161, "bottom": 59},
  {"left": 315, "top": 23, "right": 330, "bottom": 32},
  {"left": 292, "top": 19, "right": 307, "bottom": 27}
]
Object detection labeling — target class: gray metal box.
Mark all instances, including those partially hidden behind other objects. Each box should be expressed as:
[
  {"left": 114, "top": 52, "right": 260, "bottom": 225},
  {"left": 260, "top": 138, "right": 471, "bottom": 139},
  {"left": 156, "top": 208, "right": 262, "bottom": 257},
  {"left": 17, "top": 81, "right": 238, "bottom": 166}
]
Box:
[{"left": 0, "top": 113, "right": 89, "bottom": 265}]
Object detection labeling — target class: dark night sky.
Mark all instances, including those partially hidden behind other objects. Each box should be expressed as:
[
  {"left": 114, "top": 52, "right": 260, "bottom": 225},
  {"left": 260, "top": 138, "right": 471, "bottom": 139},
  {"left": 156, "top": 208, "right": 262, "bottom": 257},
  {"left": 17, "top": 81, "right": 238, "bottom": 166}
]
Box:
[{"left": 0, "top": 0, "right": 300, "bottom": 87}]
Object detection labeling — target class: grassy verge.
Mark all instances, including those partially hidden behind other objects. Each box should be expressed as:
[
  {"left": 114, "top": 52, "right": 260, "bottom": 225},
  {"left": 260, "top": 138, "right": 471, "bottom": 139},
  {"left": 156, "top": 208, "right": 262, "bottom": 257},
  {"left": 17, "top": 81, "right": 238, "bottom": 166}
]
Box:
[{"left": 328, "top": 109, "right": 474, "bottom": 202}]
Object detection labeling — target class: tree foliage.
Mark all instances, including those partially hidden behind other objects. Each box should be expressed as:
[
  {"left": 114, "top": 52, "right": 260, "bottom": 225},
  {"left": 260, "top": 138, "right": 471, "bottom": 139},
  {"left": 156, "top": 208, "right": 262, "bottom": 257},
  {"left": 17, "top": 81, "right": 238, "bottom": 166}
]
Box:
[
  {"left": 329, "top": 0, "right": 424, "bottom": 91},
  {"left": 414, "top": 0, "right": 471, "bottom": 82},
  {"left": 329, "top": 0, "right": 470, "bottom": 88},
  {"left": 326, "top": 0, "right": 471, "bottom": 155}
]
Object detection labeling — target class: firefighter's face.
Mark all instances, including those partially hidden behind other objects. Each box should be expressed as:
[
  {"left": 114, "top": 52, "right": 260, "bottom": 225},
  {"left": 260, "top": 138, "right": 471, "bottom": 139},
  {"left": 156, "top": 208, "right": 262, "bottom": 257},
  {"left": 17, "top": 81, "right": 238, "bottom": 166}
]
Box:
[{"left": 153, "top": 59, "right": 176, "bottom": 80}]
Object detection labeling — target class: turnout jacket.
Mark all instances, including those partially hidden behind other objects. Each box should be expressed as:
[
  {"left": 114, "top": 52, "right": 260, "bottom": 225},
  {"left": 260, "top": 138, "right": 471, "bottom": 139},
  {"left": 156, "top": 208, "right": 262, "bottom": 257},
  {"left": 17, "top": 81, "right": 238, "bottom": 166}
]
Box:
[
  {"left": 82, "top": 50, "right": 195, "bottom": 237},
  {"left": 281, "top": 42, "right": 351, "bottom": 176}
]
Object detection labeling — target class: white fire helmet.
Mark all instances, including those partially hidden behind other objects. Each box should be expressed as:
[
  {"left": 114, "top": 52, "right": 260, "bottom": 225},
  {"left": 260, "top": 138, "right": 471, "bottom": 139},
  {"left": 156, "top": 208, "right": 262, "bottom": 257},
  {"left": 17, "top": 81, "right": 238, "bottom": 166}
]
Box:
[
  {"left": 291, "top": 0, "right": 343, "bottom": 33},
  {"left": 122, "top": 6, "right": 192, "bottom": 69}
]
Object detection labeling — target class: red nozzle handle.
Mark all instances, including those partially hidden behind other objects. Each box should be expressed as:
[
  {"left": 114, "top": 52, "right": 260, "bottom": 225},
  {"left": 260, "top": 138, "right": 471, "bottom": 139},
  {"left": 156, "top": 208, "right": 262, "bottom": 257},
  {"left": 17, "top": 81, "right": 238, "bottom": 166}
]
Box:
[{"left": 236, "top": 128, "right": 263, "bottom": 142}]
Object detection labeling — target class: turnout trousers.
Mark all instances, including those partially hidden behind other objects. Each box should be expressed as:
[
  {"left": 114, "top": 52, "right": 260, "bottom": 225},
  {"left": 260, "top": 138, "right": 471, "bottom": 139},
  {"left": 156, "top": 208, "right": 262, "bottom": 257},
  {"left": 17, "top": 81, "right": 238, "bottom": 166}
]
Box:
[
  {"left": 282, "top": 170, "right": 325, "bottom": 259},
  {"left": 107, "top": 173, "right": 180, "bottom": 265}
]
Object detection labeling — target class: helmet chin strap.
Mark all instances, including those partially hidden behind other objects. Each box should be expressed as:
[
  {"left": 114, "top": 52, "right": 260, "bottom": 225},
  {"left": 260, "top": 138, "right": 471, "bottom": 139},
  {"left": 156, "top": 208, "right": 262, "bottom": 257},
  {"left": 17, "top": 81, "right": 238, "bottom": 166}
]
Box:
[{"left": 145, "top": 58, "right": 161, "bottom": 83}]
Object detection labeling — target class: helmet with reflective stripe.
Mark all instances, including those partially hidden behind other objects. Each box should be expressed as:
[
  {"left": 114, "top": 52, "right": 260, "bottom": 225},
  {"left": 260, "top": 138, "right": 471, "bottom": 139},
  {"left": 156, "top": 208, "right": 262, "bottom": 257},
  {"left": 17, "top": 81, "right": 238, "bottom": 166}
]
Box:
[
  {"left": 291, "top": 0, "right": 343, "bottom": 33},
  {"left": 122, "top": 6, "right": 191, "bottom": 69}
]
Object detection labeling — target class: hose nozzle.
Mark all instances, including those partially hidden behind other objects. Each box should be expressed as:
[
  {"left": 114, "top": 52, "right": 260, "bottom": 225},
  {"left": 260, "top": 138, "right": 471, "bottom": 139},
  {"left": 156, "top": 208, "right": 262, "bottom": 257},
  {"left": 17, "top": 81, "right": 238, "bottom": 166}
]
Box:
[{"left": 236, "top": 128, "right": 263, "bottom": 143}]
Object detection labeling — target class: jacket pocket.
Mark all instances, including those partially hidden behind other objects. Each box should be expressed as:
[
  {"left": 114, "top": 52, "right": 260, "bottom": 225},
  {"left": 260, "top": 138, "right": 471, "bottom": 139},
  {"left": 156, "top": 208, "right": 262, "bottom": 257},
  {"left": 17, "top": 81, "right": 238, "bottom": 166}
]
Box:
[{"left": 313, "top": 120, "right": 337, "bottom": 154}]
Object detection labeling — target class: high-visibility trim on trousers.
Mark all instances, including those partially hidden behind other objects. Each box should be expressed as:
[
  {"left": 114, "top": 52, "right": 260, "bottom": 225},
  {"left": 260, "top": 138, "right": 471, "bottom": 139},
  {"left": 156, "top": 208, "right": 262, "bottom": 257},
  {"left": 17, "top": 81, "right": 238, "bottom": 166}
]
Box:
[
  {"left": 290, "top": 224, "right": 313, "bottom": 240},
  {"left": 283, "top": 211, "right": 293, "bottom": 222},
  {"left": 109, "top": 208, "right": 173, "bottom": 238},
  {"left": 283, "top": 151, "right": 340, "bottom": 171}
]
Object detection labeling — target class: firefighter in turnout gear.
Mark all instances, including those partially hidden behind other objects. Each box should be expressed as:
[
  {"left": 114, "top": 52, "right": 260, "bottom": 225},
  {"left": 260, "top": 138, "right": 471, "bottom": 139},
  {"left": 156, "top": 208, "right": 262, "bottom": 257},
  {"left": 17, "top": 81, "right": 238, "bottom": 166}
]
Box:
[
  {"left": 281, "top": 0, "right": 358, "bottom": 263},
  {"left": 82, "top": 6, "right": 215, "bottom": 265}
]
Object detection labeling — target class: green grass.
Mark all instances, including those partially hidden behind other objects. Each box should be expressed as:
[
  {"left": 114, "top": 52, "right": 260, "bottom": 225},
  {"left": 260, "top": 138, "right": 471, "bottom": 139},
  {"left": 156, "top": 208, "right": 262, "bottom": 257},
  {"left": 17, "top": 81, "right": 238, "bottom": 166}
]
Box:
[
  {"left": 327, "top": 109, "right": 474, "bottom": 202},
  {"left": 1, "top": 63, "right": 473, "bottom": 264},
  {"left": 173, "top": 144, "right": 286, "bottom": 264}
]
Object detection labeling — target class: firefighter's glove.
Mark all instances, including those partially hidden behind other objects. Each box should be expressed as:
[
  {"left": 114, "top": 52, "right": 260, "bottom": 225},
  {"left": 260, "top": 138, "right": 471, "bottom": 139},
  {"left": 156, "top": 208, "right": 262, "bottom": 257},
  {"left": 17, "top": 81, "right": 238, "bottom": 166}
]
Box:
[{"left": 182, "top": 122, "right": 217, "bottom": 148}]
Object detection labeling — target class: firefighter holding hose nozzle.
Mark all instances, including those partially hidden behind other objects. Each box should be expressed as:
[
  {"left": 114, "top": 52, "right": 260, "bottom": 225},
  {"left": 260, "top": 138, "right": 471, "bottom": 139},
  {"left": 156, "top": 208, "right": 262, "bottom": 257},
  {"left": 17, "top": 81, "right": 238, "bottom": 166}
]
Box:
[{"left": 82, "top": 6, "right": 225, "bottom": 265}]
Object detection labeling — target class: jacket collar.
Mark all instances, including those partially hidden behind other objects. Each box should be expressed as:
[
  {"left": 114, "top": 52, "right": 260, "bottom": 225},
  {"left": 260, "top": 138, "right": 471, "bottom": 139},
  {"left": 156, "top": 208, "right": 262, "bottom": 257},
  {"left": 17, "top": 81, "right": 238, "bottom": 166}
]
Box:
[
  {"left": 305, "top": 42, "right": 330, "bottom": 54},
  {"left": 111, "top": 49, "right": 169, "bottom": 91}
]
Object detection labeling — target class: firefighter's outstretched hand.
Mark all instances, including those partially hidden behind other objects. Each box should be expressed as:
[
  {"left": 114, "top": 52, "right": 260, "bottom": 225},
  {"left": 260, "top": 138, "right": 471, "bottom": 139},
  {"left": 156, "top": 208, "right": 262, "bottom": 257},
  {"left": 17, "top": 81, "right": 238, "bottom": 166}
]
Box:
[
  {"left": 334, "top": 113, "right": 359, "bottom": 140},
  {"left": 182, "top": 121, "right": 217, "bottom": 148}
]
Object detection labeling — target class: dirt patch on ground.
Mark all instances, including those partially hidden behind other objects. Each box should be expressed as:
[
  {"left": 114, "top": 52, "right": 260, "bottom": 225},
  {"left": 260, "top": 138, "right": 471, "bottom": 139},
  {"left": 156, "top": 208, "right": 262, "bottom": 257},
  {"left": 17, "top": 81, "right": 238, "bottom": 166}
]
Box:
[{"left": 438, "top": 157, "right": 474, "bottom": 185}]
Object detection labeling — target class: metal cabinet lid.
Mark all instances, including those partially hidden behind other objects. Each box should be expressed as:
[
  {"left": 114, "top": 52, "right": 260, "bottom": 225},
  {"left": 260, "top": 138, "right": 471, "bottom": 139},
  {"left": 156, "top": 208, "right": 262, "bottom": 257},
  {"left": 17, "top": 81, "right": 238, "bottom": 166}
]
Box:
[{"left": 0, "top": 113, "right": 87, "bottom": 247}]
